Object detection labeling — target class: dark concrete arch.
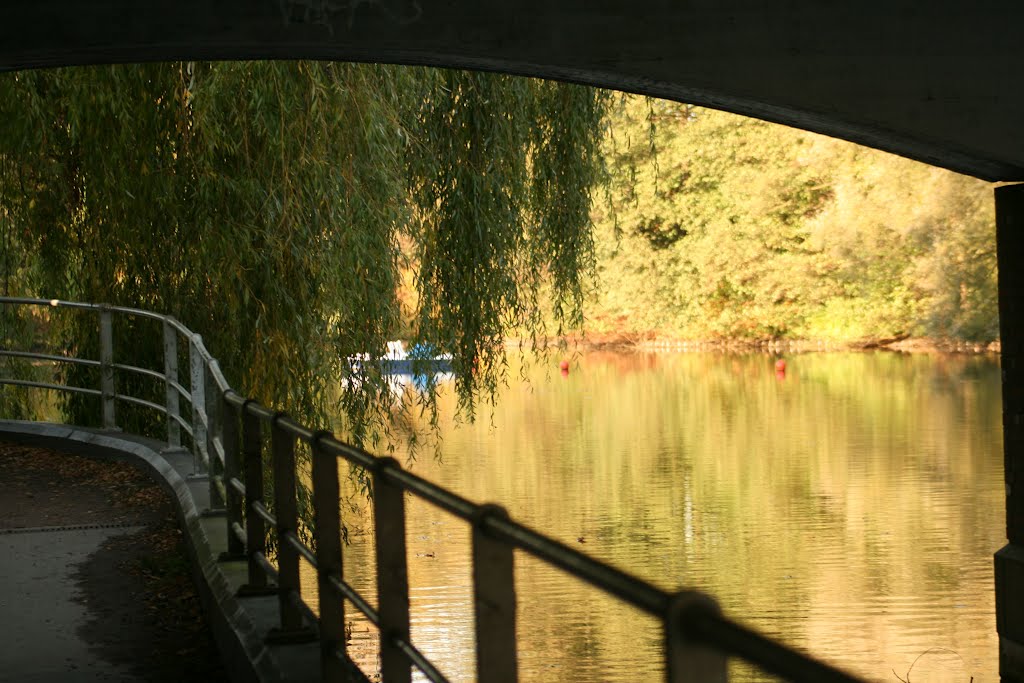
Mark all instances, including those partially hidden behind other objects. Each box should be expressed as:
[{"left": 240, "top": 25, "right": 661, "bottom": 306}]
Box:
[{"left": 2, "top": 1, "right": 1023, "bottom": 181}]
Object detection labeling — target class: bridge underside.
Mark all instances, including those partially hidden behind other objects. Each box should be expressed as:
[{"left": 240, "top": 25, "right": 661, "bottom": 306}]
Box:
[
  {"left": 2, "top": 1, "right": 1024, "bottom": 181},
  {"left": 4, "top": 2, "right": 1024, "bottom": 680}
]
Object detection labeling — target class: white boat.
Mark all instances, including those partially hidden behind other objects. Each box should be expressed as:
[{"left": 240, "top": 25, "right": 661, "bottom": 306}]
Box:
[{"left": 347, "top": 341, "right": 454, "bottom": 376}]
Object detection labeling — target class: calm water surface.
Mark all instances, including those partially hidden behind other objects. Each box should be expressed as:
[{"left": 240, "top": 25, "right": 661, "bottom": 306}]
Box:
[{"left": 304, "top": 351, "right": 1004, "bottom": 682}]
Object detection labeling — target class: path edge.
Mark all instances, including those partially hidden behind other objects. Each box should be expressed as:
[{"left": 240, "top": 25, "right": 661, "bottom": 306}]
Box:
[{"left": 0, "top": 420, "right": 322, "bottom": 683}]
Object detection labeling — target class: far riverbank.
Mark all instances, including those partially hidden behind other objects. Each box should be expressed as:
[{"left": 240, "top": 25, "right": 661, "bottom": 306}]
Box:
[{"left": 517, "top": 333, "right": 1001, "bottom": 354}]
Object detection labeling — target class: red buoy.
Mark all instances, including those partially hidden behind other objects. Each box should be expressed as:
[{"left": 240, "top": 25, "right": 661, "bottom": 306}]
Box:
[
  {"left": 774, "top": 358, "right": 786, "bottom": 372},
  {"left": 559, "top": 359, "right": 570, "bottom": 371}
]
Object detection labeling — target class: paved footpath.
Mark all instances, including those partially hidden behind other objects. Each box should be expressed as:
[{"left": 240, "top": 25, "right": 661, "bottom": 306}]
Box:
[{"left": 0, "top": 440, "right": 227, "bottom": 682}]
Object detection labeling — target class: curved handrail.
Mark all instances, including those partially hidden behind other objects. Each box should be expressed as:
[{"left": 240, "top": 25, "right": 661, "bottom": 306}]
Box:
[{"left": 0, "top": 296, "right": 865, "bottom": 683}]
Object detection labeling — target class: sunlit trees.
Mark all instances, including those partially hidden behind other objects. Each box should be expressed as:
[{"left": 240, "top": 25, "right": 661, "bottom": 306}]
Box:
[
  {"left": 590, "top": 97, "right": 997, "bottom": 343},
  {"left": 0, "top": 75, "right": 999, "bottom": 445},
  {"left": 0, "top": 63, "right": 608, "bottom": 442}
]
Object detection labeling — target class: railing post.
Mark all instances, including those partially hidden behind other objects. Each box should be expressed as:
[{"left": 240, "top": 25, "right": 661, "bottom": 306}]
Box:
[
  {"left": 665, "top": 591, "right": 728, "bottom": 683},
  {"left": 472, "top": 504, "right": 518, "bottom": 683},
  {"left": 374, "top": 457, "right": 412, "bottom": 683},
  {"left": 98, "top": 305, "right": 116, "bottom": 429},
  {"left": 240, "top": 402, "right": 269, "bottom": 592},
  {"left": 268, "top": 413, "right": 314, "bottom": 641},
  {"left": 312, "top": 433, "right": 346, "bottom": 682},
  {"left": 221, "top": 393, "right": 245, "bottom": 560},
  {"left": 162, "top": 319, "right": 180, "bottom": 448},
  {"left": 206, "top": 366, "right": 224, "bottom": 511},
  {"left": 189, "top": 334, "right": 207, "bottom": 475}
]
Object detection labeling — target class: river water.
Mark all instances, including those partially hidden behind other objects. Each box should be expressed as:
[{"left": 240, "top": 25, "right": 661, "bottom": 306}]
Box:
[{"left": 303, "top": 350, "right": 1004, "bottom": 682}]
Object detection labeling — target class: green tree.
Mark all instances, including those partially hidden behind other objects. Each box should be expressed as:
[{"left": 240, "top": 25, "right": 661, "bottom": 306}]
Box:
[
  {"left": 589, "top": 97, "right": 996, "bottom": 343},
  {"left": 0, "top": 63, "right": 609, "bottom": 445}
]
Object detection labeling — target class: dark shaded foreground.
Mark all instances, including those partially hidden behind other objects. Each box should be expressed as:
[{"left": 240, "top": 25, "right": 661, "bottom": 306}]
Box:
[{"left": 0, "top": 441, "right": 228, "bottom": 682}]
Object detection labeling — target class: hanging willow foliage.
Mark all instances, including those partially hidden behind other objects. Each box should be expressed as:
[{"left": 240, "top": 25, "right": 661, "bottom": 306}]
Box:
[{"left": 0, "top": 62, "right": 610, "bottom": 446}]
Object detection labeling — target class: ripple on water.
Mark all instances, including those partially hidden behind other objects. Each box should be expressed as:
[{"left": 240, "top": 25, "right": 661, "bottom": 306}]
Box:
[{"left": 304, "top": 352, "right": 1003, "bottom": 683}]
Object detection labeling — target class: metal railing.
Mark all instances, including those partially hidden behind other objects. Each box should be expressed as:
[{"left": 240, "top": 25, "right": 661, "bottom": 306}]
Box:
[{"left": 0, "top": 296, "right": 865, "bottom": 683}]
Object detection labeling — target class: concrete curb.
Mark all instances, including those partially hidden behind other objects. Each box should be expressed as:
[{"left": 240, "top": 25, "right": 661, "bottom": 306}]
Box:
[{"left": 0, "top": 421, "right": 327, "bottom": 683}]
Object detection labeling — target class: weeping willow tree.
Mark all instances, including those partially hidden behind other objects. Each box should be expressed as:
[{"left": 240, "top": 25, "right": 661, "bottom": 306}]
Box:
[{"left": 0, "top": 62, "right": 610, "bottom": 446}]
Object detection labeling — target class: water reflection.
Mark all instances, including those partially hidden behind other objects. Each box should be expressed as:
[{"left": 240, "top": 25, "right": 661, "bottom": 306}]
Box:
[{"left": 304, "top": 351, "right": 1003, "bottom": 682}]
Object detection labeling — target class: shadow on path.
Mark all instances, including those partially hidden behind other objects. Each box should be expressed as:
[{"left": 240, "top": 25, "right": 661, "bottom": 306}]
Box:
[{"left": 0, "top": 441, "right": 228, "bottom": 682}]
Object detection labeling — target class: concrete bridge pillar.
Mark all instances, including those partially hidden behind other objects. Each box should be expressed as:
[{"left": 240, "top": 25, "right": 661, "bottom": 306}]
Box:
[{"left": 996, "top": 182, "right": 1024, "bottom": 682}]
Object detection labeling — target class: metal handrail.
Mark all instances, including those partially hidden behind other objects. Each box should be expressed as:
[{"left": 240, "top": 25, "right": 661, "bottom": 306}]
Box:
[
  {"left": 0, "top": 296, "right": 866, "bottom": 683},
  {"left": 0, "top": 349, "right": 100, "bottom": 367},
  {"left": 167, "top": 379, "right": 191, "bottom": 403},
  {"left": 115, "top": 393, "right": 168, "bottom": 414},
  {"left": 0, "top": 378, "right": 101, "bottom": 397},
  {"left": 0, "top": 296, "right": 224, "bottom": 513},
  {"left": 111, "top": 362, "right": 166, "bottom": 383}
]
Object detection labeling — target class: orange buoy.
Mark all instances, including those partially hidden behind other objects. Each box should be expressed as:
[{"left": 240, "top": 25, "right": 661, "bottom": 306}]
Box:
[
  {"left": 559, "top": 359, "right": 570, "bottom": 371},
  {"left": 774, "top": 358, "right": 786, "bottom": 372}
]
